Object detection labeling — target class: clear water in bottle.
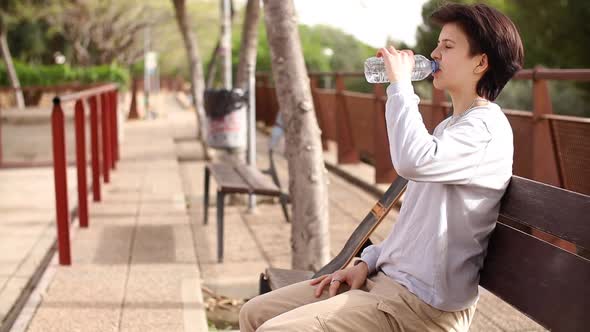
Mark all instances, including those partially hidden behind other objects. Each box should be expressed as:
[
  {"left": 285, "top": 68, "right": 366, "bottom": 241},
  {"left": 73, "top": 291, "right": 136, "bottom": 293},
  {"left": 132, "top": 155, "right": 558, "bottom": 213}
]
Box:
[{"left": 364, "top": 55, "right": 439, "bottom": 83}]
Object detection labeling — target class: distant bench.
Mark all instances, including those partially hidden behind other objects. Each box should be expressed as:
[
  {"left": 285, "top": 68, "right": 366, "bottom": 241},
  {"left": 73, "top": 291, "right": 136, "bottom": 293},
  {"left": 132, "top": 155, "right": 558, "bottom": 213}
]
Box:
[
  {"left": 203, "top": 162, "right": 289, "bottom": 263},
  {"left": 260, "top": 176, "right": 590, "bottom": 332}
]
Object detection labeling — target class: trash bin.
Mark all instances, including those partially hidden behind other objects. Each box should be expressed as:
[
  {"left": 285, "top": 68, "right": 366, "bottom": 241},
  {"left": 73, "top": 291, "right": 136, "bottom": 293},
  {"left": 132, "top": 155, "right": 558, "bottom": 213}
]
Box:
[{"left": 204, "top": 88, "right": 248, "bottom": 149}]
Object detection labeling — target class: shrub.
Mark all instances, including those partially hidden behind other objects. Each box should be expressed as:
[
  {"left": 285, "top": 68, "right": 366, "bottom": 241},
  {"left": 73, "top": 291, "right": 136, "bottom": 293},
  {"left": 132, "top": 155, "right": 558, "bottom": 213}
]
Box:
[{"left": 0, "top": 62, "right": 130, "bottom": 88}]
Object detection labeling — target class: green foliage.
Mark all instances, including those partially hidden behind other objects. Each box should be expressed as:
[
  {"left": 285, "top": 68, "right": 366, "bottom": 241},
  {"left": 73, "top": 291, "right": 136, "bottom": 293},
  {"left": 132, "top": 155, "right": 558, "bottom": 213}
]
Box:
[
  {"left": 414, "top": 0, "right": 444, "bottom": 59},
  {"left": 6, "top": 20, "right": 59, "bottom": 64},
  {"left": 227, "top": 21, "right": 377, "bottom": 92},
  {"left": 272, "top": 23, "right": 376, "bottom": 73},
  {"left": 129, "top": 60, "right": 145, "bottom": 78},
  {"left": 417, "top": 0, "right": 590, "bottom": 70},
  {"left": 0, "top": 62, "right": 130, "bottom": 88},
  {"left": 2, "top": 0, "right": 220, "bottom": 79}
]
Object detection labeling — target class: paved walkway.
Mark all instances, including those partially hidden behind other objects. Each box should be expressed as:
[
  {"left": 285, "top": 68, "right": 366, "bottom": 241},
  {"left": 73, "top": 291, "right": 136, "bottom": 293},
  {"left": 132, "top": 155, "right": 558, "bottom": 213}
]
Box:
[{"left": 1, "top": 92, "right": 547, "bottom": 331}]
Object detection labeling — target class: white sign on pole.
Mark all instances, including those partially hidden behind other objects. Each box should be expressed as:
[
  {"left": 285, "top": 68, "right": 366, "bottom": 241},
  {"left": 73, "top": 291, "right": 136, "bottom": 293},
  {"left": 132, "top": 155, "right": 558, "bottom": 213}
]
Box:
[{"left": 145, "top": 51, "right": 158, "bottom": 71}]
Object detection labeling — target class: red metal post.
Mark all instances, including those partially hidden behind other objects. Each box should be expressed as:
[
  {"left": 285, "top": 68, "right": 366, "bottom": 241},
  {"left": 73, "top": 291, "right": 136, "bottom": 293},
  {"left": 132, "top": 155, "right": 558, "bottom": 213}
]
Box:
[
  {"left": 74, "top": 100, "right": 89, "bottom": 228},
  {"left": 100, "top": 93, "right": 112, "bottom": 183},
  {"left": 112, "top": 90, "right": 120, "bottom": 162},
  {"left": 108, "top": 91, "right": 116, "bottom": 170},
  {"left": 51, "top": 97, "right": 71, "bottom": 265},
  {"left": 532, "top": 66, "right": 559, "bottom": 186},
  {"left": 261, "top": 75, "right": 274, "bottom": 126},
  {"left": 89, "top": 96, "right": 101, "bottom": 201}
]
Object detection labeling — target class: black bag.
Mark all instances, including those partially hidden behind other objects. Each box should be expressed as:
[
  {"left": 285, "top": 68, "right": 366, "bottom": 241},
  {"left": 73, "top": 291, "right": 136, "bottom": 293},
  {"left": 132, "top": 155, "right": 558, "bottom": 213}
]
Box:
[{"left": 204, "top": 89, "right": 248, "bottom": 119}]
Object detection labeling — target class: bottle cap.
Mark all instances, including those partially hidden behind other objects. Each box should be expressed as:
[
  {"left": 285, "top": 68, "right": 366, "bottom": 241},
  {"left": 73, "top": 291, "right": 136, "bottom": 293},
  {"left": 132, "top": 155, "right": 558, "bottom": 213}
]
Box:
[{"left": 431, "top": 60, "right": 440, "bottom": 73}]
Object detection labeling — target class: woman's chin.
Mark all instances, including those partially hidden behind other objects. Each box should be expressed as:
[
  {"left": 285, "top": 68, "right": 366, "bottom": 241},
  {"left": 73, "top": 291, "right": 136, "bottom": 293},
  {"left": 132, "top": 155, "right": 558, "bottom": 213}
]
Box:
[{"left": 432, "top": 77, "right": 443, "bottom": 90}]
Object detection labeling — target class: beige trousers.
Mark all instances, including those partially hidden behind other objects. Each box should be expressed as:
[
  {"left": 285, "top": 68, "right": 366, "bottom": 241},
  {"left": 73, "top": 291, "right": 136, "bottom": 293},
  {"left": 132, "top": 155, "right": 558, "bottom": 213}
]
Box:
[{"left": 239, "top": 272, "right": 476, "bottom": 332}]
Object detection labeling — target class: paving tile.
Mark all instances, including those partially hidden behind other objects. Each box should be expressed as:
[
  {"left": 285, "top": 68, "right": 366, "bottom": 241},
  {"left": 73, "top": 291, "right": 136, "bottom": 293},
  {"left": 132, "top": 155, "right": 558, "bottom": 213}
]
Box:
[
  {"left": 129, "top": 225, "right": 197, "bottom": 264},
  {"left": 26, "top": 307, "right": 120, "bottom": 332},
  {"left": 0, "top": 277, "right": 8, "bottom": 290},
  {"left": 0, "top": 277, "right": 28, "bottom": 321},
  {"left": 120, "top": 308, "right": 184, "bottom": 331},
  {"left": 42, "top": 265, "right": 127, "bottom": 303},
  {"left": 200, "top": 261, "right": 268, "bottom": 300},
  {"left": 0, "top": 260, "right": 21, "bottom": 276},
  {"left": 71, "top": 225, "right": 134, "bottom": 265},
  {"left": 13, "top": 228, "right": 55, "bottom": 278},
  {"left": 124, "top": 265, "right": 198, "bottom": 303},
  {"left": 89, "top": 202, "right": 139, "bottom": 218}
]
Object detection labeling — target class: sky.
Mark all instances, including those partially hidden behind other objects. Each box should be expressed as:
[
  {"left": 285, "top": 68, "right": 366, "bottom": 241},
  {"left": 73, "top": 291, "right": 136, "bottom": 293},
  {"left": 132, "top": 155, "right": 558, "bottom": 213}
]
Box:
[{"left": 293, "top": 0, "right": 430, "bottom": 48}]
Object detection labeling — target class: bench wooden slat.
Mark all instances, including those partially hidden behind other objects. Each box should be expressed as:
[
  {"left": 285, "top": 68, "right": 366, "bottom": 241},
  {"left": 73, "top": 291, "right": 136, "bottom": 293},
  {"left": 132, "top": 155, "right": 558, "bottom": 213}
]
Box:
[
  {"left": 500, "top": 176, "right": 590, "bottom": 251},
  {"left": 480, "top": 222, "right": 590, "bottom": 332},
  {"left": 234, "top": 164, "right": 282, "bottom": 196},
  {"left": 208, "top": 163, "right": 250, "bottom": 194}
]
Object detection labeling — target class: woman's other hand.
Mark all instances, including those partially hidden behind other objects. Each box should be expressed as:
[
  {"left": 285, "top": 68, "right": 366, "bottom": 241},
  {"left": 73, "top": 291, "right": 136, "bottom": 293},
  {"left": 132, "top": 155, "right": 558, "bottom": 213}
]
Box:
[{"left": 377, "top": 46, "right": 415, "bottom": 84}]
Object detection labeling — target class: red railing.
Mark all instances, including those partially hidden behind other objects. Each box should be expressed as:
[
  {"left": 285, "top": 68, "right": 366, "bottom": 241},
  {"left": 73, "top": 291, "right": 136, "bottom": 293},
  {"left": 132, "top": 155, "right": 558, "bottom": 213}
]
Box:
[
  {"left": 256, "top": 68, "right": 590, "bottom": 195},
  {"left": 0, "top": 82, "right": 105, "bottom": 109},
  {"left": 51, "top": 83, "right": 119, "bottom": 265}
]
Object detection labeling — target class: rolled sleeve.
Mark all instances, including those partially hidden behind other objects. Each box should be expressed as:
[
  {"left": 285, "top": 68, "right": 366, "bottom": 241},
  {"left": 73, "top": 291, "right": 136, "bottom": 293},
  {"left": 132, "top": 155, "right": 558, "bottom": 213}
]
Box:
[{"left": 359, "top": 245, "right": 381, "bottom": 275}]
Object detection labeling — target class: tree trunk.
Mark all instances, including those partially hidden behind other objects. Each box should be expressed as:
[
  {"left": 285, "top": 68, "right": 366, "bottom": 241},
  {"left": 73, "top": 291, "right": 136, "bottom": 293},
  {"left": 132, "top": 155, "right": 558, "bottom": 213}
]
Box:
[
  {"left": 220, "top": 0, "right": 232, "bottom": 89},
  {"left": 205, "top": 39, "right": 220, "bottom": 89},
  {"left": 263, "top": 0, "right": 330, "bottom": 271},
  {"left": 218, "top": 0, "right": 244, "bottom": 167},
  {"left": 235, "top": 0, "right": 260, "bottom": 90},
  {"left": 206, "top": 1, "right": 234, "bottom": 89},
  {"left": 0, "top": 20, "right": 25, "bottom": 109},
  {"left": 172, "top": 0, "right": 210, "bottom": 158}
]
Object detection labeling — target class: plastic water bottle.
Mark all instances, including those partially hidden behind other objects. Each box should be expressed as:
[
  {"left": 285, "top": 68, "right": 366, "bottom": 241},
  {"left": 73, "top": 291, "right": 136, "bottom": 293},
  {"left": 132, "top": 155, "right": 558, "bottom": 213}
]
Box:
[{"left": 364, "top": 55, "right": 439, "bottom": 83}]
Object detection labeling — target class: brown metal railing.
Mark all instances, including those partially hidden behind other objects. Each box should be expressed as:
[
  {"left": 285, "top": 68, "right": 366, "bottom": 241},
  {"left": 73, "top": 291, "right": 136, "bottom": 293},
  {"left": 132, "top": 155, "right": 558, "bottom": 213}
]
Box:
[{"left": 256, "top": 68, "right": 590, "bottom": 195}]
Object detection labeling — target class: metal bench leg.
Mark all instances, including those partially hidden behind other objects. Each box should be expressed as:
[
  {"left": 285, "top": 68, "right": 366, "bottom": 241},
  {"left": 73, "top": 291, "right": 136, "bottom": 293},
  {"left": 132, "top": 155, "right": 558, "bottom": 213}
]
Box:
[
  {"left": 259, "top": 272, "right": 271, "bottom": 294},
  {"left": 204, "top": 167, "right": 210, "bottom": 225},
  {"left": 217, "top": 191, "right": 225, "bottom": 263}
]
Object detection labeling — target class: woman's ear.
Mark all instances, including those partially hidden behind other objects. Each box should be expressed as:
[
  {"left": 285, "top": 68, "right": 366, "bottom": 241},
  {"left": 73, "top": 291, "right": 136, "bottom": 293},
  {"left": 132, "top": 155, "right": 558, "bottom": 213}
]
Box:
[{"left": 474, "top": 54, "right": 488, "bottom": 74}]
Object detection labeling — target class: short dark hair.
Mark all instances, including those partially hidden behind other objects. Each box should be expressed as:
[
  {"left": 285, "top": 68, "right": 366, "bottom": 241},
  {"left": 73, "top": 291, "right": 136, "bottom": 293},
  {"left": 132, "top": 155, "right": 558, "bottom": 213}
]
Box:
[{"left": 431, "top": 3, "right": 524, "bottom": 101}]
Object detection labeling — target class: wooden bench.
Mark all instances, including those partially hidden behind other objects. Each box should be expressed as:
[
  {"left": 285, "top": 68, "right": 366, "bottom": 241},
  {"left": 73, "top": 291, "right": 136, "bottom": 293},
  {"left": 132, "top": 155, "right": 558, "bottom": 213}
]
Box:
[
  {"left": 204, "top": 162, "right": 289, "bottom": 263},
  {"left": 260, "top": 175, "right": 590, "bottom": 332}
]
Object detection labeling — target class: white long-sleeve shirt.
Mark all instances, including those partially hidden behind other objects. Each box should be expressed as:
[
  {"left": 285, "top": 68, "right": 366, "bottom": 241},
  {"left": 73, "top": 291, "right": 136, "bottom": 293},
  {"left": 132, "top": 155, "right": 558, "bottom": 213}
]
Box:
[{"left": 360, "top": 82, "right": 513, "bottom": 311}]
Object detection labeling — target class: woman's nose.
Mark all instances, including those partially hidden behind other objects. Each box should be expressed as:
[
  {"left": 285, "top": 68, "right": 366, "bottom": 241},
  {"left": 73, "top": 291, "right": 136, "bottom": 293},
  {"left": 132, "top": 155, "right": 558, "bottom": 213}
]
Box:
[{"left": 430, "top": 47, "right": 441, "bottom": 60}]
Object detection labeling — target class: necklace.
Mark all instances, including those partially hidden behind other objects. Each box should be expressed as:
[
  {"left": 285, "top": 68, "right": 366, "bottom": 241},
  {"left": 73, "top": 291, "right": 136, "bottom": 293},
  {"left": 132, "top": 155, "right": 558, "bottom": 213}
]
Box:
[{"left": 445, "top": 97, "right": 488, "bottom": 129}]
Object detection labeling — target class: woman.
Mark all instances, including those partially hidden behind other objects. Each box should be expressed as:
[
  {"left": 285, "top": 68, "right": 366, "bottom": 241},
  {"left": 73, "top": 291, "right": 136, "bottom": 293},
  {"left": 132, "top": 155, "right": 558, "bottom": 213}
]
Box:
[{"left": 240, "top": 3, "right": 524, "bottom": 331}]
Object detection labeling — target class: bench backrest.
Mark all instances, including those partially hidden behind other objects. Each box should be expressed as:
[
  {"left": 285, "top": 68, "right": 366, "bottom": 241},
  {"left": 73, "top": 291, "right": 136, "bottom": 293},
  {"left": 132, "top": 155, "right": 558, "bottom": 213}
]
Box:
[{"left": 480, "top": 176, "right": 590, "bottom": 332}]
